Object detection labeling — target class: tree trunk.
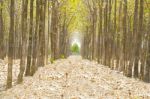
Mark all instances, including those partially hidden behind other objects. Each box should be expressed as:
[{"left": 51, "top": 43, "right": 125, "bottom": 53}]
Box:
[
  {"left": 132, "top": 0, "right": 139, "bottom": 78},
  {"left": 104, "top": 0, "right": 108, "bottom": 66},
  {"left": 38, "top": 0, "right": 46, "bottom": 66},
  {"left": 31, "top": 0, "right": 39, "bottom": 76},
  {"left": 25, "top": 0, "right": 34, "bottom": 76},
  {"left": 134, "top": 0, "right": 144, "bottom": 79},
  {"left": 17, "top": 0, "right": 28, "bottom": 84},
  {"left": 113, "top": 0, "right": 117, "bottom": 69},
  {"left": 139, "top": 0, "right": 144, "bottom": 80},
  {"left": 0, "top": 1, "right": 5, "bottom": 59},
  {"left": 51, "top": 0, "right": 59, "bottom": 61},
  {"left": 97, "top": 0, "right": 103, "bottom": 63},
  {"left": 108, "top": 0, "right": 112, "bottom": 68},
  {"left": 144, "top": 15, "right": 150, "bottom": 82},
  {"left": 122, "top": 0, "right": 127, "bottom": 74},
  {"left": 6, "top": 0, "right": 15, "bottom": 89},
  {"left": 117, "top": 1, "right": 123, "bottom": 71}
]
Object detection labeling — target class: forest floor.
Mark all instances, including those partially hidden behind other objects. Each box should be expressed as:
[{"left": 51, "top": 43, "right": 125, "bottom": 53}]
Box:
[{"left": 0, "top": 56, "right": 150, "bottom": 99}]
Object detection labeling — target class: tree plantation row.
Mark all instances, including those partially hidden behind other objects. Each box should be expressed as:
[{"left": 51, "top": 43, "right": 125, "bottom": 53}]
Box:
[
  {"left": 0, "top": 0, "right": 76, "bottom": 89},
  {"left": 82, "top": 0, "right": 150, "bottom": 82},
  {"left": 0, "top": 0, "right": 150, "bottom": 90}
]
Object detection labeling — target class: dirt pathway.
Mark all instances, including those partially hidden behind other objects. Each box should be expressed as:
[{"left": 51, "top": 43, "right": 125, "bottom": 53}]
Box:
[{"left": 0, "top": 56, "right": 150, "bottom": 99}]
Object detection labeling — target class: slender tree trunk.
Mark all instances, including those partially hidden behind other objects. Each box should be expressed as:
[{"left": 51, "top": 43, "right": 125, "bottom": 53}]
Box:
[
  {"left": 0, "top": 1, "right": 5, "bottom": 59},
  {"left": 6, "top": 0, "right": 15, "bottom": 89},
  {"left": 114, "top": 0, "right": 117, "bottom": 69},
  {"left": 45, "top": 0, "right": 49, "bottom": 64},
  {"left": 17, "top": 0, "right": 28, "bottom": 84},
  {"left": 132, "top": 0, "right": 139, "bottom": 78},
  {"left": 43, "top": 0, "right": 47, "bottom": 63},
  {"left": 117, "top": 1, "right": 123, "bottom": 71},
  {"left": 31, "top": 0, "right": 39, "bottom": 76},
  {"left": 122, "top": 0, "right": 128, "bottom": 74},
  {"left": 104, "top": 0, "right": 108, "bottom": 66},
  {"left": 139, "top": 0, "right": 144, "bottom": 80},
  {"left": 144, "top": 15, "right": 150, "bottom": 82},
  {"left": 51, "top": 0, "right": 59, "bottom": 61},
  {"left": 98, "top": 0, "right": 103, "bottom": 63},
  {"left": 91, "top": 7, "right": 97, "bottom": 60},
  {"left": 14, "top": 13, "right": 20, "bottom": 59},
  {"left": 38, "top": 0, "right": 45, "bottom": 66},
  {"left": 108, "top": 0, "right": 112, "bottom": 67},
  {"left": 59, "top": 8, "right": 67, "bottom": 58},
  {"left": 26, "top": 0, "right": 34, "bottom": 76},
  {"left": 126, "top": 16, "right": 133, "bottom": 77}
]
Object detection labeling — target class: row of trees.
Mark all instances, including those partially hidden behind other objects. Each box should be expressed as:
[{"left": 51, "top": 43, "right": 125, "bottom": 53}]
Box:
[
  {"left": 0, "top": 0, "right": 75, "bottom": 89},
  {"left": 0, "top": 0, "right": 149, "bottom": 90},
  {"left": 82, "top": 0, "right": 150, "bottom": 82}
]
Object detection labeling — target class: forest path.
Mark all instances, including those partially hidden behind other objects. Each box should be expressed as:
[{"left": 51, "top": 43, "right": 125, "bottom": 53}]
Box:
[{"left": 0, "top": 56, "right": 150, "bottom": 99}]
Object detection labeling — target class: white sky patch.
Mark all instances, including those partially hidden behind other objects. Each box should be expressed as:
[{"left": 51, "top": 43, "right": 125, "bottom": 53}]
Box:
[{"left": 70, "top": 31, "right": 82, "bottom": 48}]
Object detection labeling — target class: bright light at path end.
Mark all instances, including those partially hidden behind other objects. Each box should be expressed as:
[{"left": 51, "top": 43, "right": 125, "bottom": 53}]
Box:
[{"left": 71, "top": 39, "right": 81, "bottom": 48}]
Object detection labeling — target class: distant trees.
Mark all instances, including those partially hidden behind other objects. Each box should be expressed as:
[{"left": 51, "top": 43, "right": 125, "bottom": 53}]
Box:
[
  {"left": 71, "top": 43, "right": 80, "bottom": 54},
  {"left": 82, "top": 0, "right": 150, "bottom": 82},
  {"left": 59, "top": 6, "right": 68, "bottom": 58}
]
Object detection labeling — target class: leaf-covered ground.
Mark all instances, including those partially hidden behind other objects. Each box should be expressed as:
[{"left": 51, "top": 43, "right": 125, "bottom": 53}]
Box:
[{"left": 0, "top": 56, "right": 150, "bottom": 99}]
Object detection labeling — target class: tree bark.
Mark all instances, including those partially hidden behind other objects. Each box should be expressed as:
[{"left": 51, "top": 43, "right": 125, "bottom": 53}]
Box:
[
  {"left": 138, "top": 0, "right": 144, "bottom": 80},
  {"left": 25, "top": 0, "right": 34, "bottom": 76},
  {"left": 31, "top": 0, "right": 39, "bottom": 76},
  {"left": 122, "top": 0, "right": 128, "bottom": 74},
  {"left": 6, "top": 0, "right": 15, "bottom": 89},
  {"left": 144, "top": 15, "right": 150, "bottom": 82},
  {"left": 17, "top": 0, "right": 28, "bottom": 84},
  {"left": 0, "top": 1, "right": 5, "bottom": 59},
  {"left": 132, "top": 0, "right": 139, "bottom": 78},
  {"left": 97, "top": 0, "right": 103, "bottom": 63},
  {"left": 38, "top": 0, "right": 46, "bottom": 66},
  {"left": 51, "top": 0, "right": 59, "bottom": 61}
]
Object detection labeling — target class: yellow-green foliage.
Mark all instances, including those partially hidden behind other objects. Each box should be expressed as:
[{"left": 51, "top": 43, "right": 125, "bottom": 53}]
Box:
[
  {"left": 60, "top": 0, "right": 89, "bottom": 33},
  {"left": 70, "top": 43, "right": 80, "bottom": 54},
  {"left": 50, "top": 58, "right": 55, "bottom": 63},
  {"left": 60, "top": 55, "right": 65, "bottom": 59}
]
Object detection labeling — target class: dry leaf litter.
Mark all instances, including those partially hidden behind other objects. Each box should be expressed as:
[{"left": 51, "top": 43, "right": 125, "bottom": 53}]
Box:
[{"left": 0, "top": 56, "right": 150, "bottom": 99}]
